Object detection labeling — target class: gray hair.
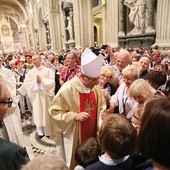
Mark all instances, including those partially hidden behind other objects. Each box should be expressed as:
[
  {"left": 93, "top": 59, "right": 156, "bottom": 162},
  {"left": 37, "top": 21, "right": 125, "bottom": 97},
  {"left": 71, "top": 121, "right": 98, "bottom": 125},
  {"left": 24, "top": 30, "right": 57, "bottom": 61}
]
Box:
[
  {"left": 122, "top": 65, "right": 140, "bottom": 79},
  {"left": 0, "top": 78, "right": 6, "bottom": 98},
  {"left": 21, "top": 153, "right": 69, "bottom": 170}
]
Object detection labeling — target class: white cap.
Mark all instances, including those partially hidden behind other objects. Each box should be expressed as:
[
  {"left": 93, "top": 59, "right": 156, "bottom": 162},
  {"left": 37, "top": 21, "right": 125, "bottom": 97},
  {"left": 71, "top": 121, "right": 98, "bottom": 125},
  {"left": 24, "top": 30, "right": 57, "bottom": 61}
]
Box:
[{"left": 81, "top": 48, "right": 103, "bottom": 77}]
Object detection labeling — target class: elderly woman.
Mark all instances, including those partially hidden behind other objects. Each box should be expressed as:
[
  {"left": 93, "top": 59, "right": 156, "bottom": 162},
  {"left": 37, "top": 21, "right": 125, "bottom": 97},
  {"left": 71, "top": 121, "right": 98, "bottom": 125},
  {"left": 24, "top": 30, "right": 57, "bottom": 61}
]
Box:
[
  {"left": 98, "top": 66, "right": 115, "bottom": 108},
  {"left": 128, "top": 79, "right": 157, "bottom": 132},
  {"left": 101, "top": 65, "right": 139, "bottom": 119}
]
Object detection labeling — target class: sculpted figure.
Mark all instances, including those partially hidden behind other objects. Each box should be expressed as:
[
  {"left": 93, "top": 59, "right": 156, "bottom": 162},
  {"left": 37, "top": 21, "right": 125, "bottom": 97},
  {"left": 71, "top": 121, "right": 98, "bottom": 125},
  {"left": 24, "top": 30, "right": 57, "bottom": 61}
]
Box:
[
  {"left": 124, "top": 0, "right": 147, "bottom": 34},
  {"left": 66, "top": 17, "right": 73, "bottom": 40}
]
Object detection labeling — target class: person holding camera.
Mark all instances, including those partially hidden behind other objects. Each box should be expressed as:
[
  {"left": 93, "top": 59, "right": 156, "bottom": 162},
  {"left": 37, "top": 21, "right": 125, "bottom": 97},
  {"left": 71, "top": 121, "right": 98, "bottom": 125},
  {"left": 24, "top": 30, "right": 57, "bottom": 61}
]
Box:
[{"left": 15, "top": 60, "right": 32, "bottom": 118}]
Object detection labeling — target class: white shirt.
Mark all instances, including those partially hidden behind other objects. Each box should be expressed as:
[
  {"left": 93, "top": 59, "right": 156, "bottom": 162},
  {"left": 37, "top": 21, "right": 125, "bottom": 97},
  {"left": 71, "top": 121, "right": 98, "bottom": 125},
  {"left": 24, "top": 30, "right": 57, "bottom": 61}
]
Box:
[{"left": 110, "top": 82, "right": 137, "bottom": 116}]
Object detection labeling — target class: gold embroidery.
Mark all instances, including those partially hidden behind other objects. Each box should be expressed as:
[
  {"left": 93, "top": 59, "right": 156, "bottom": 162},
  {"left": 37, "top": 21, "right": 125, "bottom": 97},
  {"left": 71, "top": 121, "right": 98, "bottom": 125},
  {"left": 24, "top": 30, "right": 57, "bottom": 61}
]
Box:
[{"left": 84, "top": 99, "right": 94, "bottom": 114}]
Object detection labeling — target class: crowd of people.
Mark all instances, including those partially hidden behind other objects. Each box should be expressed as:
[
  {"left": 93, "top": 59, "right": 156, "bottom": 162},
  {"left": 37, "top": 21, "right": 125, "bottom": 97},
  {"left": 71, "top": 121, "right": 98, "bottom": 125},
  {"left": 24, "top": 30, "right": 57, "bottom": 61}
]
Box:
[{"left": 0, "top": 45, "right": 170, "bottom": 170}]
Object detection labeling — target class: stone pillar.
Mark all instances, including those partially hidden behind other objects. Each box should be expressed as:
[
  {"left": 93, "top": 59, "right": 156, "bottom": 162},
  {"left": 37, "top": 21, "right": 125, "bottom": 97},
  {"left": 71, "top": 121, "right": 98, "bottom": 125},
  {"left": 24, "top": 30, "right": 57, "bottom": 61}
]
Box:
[
  {"left": 49, "top": 11, "right": 58, "bottom": 49},
  {"left": 21, "top": 29, "right": 27, "bottom": 49},
  {"left": 146, "top": 0, "right": 156, "bottom": 33},
  {"left": 30, "top": 20, "right": 36, "bottom": 50},
  {"left": 86, "top": 0, "right": 93, "bottom": 46},
  {"left": 72, "top": 0, "right": 82, "bottom": 47},
  {"left": 118, "top": 0, "right": 125, "bottom": 36},
  {"left": 106, "top": 0, "right": 119, "bottom": 47},
  {"left": 21, "top": 21, "right": 30, "bottom": 50},
  {"left": 38, "top": 20, "right": 46, "bottom": 49},
  {"left": 26, "top": 26, "right": 31, "bottom": 50},
  {"left": 154, "top": 0, "right": 170, "bottom": 48},
  {"left": 101, "top": 3, "right": 106, "bottom": 44},
  {"left": 73, "top": 0, "right": 93, "bottom": 48}
]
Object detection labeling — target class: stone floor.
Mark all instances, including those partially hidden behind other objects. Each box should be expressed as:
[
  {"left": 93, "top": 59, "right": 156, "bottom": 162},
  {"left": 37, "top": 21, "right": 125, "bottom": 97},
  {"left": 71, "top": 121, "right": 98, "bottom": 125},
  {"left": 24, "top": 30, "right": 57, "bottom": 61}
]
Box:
[{"left": 21, "top": 112, "right": 58, "bottom": 160}]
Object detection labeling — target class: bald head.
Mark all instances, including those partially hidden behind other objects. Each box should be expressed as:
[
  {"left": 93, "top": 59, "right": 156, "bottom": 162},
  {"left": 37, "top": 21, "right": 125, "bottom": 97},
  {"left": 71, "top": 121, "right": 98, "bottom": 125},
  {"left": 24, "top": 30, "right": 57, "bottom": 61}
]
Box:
[
  {"left": 0, "top": 78, "right": 10, "bottom": 121},
  {"left": 0, "top": 56, "right": 3, "bottom": 68},
  {"left": 0, "top": 78, "right": 7, "bottom": 98},
  {"left": 139, "top": 56, "right": 150, "bottom": 73},
  {"left": 32, "top": 54, "right": 42, "bottom": 68},
  {"left": 116, "top": 49, "right": 130, "bottom": 72}
]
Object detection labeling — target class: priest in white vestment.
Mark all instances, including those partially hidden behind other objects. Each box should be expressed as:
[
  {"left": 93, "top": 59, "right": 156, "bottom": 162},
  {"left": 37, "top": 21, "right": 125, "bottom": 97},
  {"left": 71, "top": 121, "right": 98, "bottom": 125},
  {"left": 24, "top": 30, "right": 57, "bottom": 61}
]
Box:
[{"left": 24, "top": 54, "right": 55, "bottom": 137}]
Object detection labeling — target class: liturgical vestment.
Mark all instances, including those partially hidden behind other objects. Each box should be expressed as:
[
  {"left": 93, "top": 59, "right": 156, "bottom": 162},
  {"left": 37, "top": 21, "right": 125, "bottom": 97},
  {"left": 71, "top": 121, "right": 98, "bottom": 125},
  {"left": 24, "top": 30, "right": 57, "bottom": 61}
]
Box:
[
  {"left": 24, "top": 65, "right": 55, "bottom": 135},
  {"left": 49, "top": 75, "right": 106, "bottom": 169}
]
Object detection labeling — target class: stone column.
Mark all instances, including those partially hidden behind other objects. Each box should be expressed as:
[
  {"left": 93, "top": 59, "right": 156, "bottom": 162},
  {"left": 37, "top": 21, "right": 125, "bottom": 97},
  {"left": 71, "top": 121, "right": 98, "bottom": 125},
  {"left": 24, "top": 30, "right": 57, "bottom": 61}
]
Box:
[
  {"left": 154, "top": 0, "right": 170, "bottom": 48},
  {"left": 49, "top": 11, "right": 58, "bottom": 49},
  {"left": 38, "top": 20, "right": 46, "bottom": 49},
  {"left": 145, "top": 0, "right": 156, "bottom": 33},
  {"left": 118, "top": 0, "right": 125, "bottom": 36},
  {"left": 106, "top": 0, "right": 119, "bottom": 47},
  {"left": 21, "top": 21, "right": 30, "bottom": 50},
  {"left": 72, "top": 0, "right": 82, "bottom": 47},
  {"left": 73, "top": 0, "right": 93, "bottom": 48},
  {"left": 101, "top": 3, "right": 106, "bottom": 44}
]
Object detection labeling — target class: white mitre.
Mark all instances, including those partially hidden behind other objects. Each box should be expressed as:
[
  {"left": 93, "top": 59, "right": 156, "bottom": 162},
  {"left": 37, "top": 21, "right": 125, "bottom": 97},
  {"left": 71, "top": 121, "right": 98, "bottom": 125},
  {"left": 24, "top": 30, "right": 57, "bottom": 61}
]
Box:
[{"left": 81, "top": 48, "right": 103, "bottom": 77}]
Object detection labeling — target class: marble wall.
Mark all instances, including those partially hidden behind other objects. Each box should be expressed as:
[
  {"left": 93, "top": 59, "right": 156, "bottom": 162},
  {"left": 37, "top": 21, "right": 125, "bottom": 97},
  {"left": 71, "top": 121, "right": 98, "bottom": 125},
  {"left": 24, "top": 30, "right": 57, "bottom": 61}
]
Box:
[{"left": 13, "top": 0, "right": 170, "bottom": 50}]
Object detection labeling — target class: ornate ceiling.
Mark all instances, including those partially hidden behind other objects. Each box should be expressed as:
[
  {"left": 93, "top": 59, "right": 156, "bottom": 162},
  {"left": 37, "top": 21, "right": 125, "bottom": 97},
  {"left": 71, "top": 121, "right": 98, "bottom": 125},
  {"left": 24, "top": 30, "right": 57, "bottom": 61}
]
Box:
[{"left": 0, "top": 0, "right": 28, "bottom": 30}]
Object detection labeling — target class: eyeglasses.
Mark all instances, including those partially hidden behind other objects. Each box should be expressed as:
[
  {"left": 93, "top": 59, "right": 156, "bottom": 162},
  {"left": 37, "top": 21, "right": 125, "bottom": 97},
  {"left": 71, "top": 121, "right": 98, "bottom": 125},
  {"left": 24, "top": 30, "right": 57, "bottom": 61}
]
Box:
[
  {"left": 0, "top": 98, "right": 13, "bottom": 107},
  {"left": 123, "top": 76, "right": 135, "bottom": 82},
  {"left": 85, "top": 76, "right": 99, "bottom": 82},
  {"left": 101, "top": 74, "right": 111, "bottom": 79}
]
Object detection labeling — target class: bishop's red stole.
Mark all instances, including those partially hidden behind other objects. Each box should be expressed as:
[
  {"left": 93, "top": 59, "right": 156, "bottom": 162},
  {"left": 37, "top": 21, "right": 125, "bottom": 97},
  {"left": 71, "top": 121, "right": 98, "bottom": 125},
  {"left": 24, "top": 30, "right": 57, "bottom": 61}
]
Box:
[{"left": 79, "top": 91, "right": 97, "bottom": 143}]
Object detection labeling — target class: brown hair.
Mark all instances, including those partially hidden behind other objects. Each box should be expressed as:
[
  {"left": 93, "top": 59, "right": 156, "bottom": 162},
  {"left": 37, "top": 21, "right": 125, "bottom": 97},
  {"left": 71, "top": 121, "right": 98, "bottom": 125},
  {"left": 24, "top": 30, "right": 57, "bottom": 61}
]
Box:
[
  {"left": 148, "top": 70, "right": 167, "bottom": 89},
  {"left": 99, "top": 114, "right": 137, "bottom": 159},
  {"left": 138, "top": 96, "right": 170, "bottom": 168},
  {"left": 75, "top": 137, "right": 101, "bottom": 168}
]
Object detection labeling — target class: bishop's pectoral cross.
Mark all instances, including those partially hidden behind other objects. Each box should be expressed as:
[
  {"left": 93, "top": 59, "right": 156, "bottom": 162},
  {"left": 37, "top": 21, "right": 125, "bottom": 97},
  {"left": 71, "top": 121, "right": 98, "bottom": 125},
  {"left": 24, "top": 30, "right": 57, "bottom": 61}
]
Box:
[{"left": 84, "top": 99, "right": 93, "bottom": 114}]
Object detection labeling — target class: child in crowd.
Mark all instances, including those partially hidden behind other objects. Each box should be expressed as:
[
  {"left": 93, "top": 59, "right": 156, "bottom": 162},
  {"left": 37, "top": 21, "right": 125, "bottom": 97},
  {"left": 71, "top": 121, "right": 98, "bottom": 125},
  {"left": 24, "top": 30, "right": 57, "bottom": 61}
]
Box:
[
  {"left": 75, "top": 137, "right": 101, "bottom": 170},
  {"left": 85, "top": 114, "right": 143, "bottom": 170}
]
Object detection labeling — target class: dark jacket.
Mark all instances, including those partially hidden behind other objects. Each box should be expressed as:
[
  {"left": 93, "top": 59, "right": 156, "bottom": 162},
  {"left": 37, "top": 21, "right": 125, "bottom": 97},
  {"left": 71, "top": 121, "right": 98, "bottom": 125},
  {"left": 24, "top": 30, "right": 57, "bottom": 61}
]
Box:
[{"left": 0, "top": 138, "right": 29, "bottom": 170}]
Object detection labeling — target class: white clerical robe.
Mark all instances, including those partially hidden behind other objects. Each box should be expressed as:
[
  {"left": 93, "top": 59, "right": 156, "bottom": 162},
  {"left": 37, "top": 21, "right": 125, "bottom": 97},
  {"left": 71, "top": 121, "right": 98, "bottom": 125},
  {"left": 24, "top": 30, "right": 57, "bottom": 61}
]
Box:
[
  {"left": 24, "top": 66, "right": 55, "bottom": 133},
  {"left": 0, "top": 66, "right": 25, "bottom": 147}
]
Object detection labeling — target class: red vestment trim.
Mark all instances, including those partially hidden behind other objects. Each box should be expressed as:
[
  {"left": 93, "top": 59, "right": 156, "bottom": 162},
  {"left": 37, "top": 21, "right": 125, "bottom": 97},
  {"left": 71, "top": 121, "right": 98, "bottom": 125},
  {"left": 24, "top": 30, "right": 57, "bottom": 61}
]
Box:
[{"left": 79, "top": 91, "right": 97, "bottom": 143}]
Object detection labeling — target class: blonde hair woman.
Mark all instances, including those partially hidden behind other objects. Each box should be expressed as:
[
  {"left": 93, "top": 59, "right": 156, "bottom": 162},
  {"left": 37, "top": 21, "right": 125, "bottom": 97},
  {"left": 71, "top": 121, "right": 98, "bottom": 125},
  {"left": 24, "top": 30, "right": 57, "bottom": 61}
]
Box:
[
  {"left": 129, "top": 79, "right": 156, "bottom": 105},
  {"left": 128, "top": 79, "right": 157, "bottom": 132},
  {"left": 98, "top": 66, "right": 115, "bottom": 108},
  {"left": 101, "top": 65, "right": 139, "bottom": 119}
]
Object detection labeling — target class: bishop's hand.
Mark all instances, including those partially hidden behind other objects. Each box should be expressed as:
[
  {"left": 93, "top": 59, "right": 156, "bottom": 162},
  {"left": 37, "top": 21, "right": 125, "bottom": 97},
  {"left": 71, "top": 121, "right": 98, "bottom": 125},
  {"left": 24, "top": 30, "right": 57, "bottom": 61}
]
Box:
[{"left": 75, "top": 112, "right": 90, "bottom": 121}]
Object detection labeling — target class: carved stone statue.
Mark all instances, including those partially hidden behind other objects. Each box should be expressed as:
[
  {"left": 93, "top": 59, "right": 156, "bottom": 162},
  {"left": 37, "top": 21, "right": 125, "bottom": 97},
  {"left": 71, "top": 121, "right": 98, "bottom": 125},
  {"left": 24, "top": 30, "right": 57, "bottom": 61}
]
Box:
[
  {"left": 61, "top": 0, "right": 73, "bottom": 11},
  {"left": 66, "top": 16, "right": 73, "bottom": 40},
  {"left": 1, "top": 25, "right": 10, "bottom": 36},
  {"left": 124, "top": 0, "right": 147, "bottom": 34}
]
